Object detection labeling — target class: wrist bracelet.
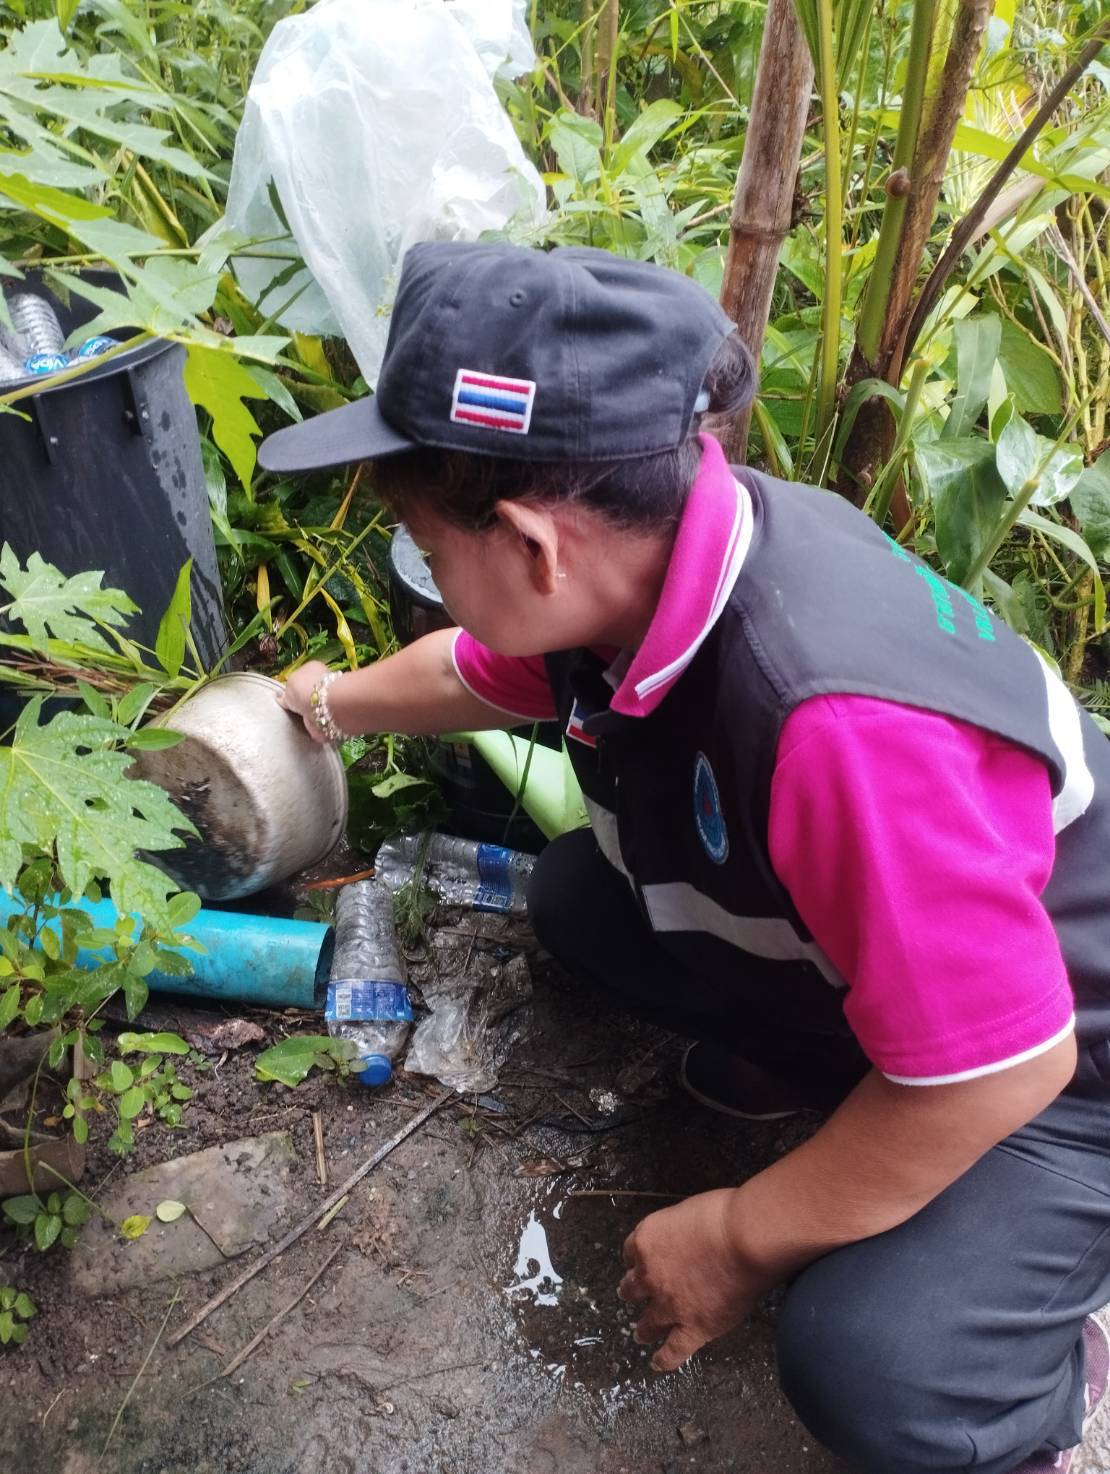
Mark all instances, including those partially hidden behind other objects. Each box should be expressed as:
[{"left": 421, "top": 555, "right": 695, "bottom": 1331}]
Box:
[{"left": 309, "top": 671, "right": 350, "bottom": 745}]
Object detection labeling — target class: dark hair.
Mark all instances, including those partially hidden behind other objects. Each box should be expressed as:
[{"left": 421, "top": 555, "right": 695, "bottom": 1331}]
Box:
[{"left": 370, "top": 330, "right": 755, "bottom": 534}]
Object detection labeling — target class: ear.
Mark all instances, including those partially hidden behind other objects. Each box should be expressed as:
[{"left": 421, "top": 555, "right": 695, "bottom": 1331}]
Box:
[{"left": 493, "top": 499, "right": 562, "bottom": 596}]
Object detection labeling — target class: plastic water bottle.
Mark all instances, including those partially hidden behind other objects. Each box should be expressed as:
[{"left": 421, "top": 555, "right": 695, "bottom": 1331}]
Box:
[
  {"left": 69, "top": 335, "right": 116, "bottom": 363},
  {"left": 4, "top": 295, "right": 67, "bottom": 377},
  {"left": 325, "top": 879, "right": 413, "bottom": 1086},
  {"left": 376, "top": 833, "right": 534, "bottom": 916}
]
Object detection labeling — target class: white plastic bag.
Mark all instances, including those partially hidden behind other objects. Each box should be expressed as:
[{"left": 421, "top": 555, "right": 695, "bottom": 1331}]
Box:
[{"left": 220, "top": 0, "right": 545, "bottom": 384}]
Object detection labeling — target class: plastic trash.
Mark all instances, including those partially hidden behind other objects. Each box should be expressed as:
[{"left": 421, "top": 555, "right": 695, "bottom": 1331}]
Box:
[
  {"left": 7, "top": 293, "right": 65, "bottom": 357},
  {"left": 326, "top": 879, "right": 414, "bottom": 1086},
  {"left": 377, "top": 833, "right": 535, "bottom": 916},
  {"left": 69, "top": 335, "right": 116, "bottom": 363},
  {"left": 216, "top": 0, "right": 545, "bottom": 385},
  {"left": 0, "top": 341, "right": 25, "bottom": 385},
  {"left": 406, "top": 942, "right": 532, "bottom": 1094}
]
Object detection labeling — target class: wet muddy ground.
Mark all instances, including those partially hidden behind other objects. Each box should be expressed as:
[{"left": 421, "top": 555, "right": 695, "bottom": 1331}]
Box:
[{"left": 3, "top": 930, "right": 1107, "bottom": 1474}]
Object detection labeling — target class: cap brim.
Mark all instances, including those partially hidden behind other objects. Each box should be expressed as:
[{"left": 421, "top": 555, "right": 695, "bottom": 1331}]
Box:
[{"left": 257, "top": 395, "right": 415, "bottom": 473}]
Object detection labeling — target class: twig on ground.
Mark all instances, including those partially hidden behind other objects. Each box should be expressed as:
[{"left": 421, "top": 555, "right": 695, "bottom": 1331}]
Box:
[
  {"left": 312, "top": 1111, "right": 328, "bottom": 1189},
  {"left": 102, "top": 1290, "right": 181, "bottom": 1456},
  {"left": 316, "top": 1194, "right": 348, "bottom": 1231},
  {"left": 221, "top": 1244, "right": 343, "bottom": 1379},
  {"left": 41, "top": 1390, "right": 63, "bottom": 1429},
  {"left": 167, "top": 1092, "right": 449, "bottom": 1348}
]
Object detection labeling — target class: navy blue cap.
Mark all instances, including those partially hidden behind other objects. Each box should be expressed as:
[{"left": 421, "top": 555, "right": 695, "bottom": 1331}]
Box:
[{"left": 258, "top": 243, "right": 737, "bottom": 473}]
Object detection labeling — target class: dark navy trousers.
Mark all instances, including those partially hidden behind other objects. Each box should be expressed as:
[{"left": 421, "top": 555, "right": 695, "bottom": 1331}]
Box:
[{"left": 529, "top": 830, "right": 1110, "bottom": 1474}]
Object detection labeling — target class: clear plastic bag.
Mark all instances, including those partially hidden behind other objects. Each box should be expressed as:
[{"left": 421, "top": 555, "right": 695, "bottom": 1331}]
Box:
[
  {"left": 218, "top": 0, "right": 546, "bottom": 384},
  {"left": 406, "top": 952, "right": 532, "bottom": 1095}
]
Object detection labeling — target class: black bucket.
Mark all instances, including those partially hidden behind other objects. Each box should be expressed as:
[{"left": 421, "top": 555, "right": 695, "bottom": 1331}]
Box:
[
  {"left": 0, "top": 273, "right": 225, "bottom": 670},
  {"left": 387, "top": 526, "right": 561, "bottom": 854}
]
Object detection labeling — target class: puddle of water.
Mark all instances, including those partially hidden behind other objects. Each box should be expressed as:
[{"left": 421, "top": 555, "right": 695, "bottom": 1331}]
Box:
[
  {"left": 506, "top": 1209, "right": 564, "bottom": 1308},
  {"left": 500, "top": 1191, "right": 684, "bottom": 1413}
]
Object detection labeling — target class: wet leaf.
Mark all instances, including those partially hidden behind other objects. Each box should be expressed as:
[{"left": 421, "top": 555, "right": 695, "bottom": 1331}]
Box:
[
  {"left": 34, "top": 1213, "right": 61, "bottom": 1252},
  {"left": 116, "top": 1030, "right": 190, "bottom": 1055},
  {"left": 155, "top": 1199, "right": 186, "bottom": 1223}
]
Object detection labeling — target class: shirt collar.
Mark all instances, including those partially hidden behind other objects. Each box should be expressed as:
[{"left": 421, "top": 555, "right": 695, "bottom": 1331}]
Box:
[{"left": 608, "top": 433, "right": 753, "bottom": 719}]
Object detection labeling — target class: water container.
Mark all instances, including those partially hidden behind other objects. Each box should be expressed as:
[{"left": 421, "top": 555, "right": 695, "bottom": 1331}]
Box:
[{"left": 0, "top": 273, "right": 225, "bottom": 670}]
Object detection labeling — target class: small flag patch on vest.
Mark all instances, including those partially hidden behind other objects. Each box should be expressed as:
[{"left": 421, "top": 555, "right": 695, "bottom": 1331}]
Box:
[
  {"left": 450, "top": 369, "right": 536, "bottom": 434},
  {"left": 566, "top": 699, "right": 598, "bottom": 748}
]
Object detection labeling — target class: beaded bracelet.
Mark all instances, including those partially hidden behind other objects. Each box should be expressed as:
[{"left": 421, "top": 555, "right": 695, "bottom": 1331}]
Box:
[{"left": 309, "top": 671, "right": 350, "bottom": 745}]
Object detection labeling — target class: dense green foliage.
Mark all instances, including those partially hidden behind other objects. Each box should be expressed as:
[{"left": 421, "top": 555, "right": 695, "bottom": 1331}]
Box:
[{"left": 0, "top": 0, "right": 1105, "bottom": 701}]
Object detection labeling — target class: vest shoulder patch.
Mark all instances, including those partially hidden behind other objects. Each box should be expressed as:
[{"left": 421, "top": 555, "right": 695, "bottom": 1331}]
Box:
[{"left": 693, "top": 752, "right": 729, "bottom": 864}]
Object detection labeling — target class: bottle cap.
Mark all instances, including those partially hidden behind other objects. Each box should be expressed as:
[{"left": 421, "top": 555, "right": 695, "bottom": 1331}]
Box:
[{"left": 355, "top": 1054, "right": 392, "bottom": 1086}]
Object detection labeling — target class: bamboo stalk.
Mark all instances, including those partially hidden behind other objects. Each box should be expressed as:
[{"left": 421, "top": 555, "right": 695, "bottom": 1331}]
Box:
[
  {"left": 718, "top": 0, "right": 814, "bottom": 462},
  {"left": 814, "top": 0, "right": 845, "bottom": 446}
]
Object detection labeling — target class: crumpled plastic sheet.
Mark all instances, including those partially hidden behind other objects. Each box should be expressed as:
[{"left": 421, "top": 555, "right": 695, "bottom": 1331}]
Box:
[
  {"left": 406, "top": 949, "right": 532, "bottom": 1095},
  {"left": 215, "top": 0, "right": 546, "bottom": 385}
]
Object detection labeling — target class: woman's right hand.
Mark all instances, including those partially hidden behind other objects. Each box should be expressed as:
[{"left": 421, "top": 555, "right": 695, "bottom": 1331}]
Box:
[{"left": 277, "top": 660, "right": 332, "bottom": 743}]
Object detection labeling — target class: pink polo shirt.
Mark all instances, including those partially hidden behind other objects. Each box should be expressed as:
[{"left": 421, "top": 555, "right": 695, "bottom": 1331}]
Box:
[{"left": 451, "top": 436, "right": 1075, "bottom": 1085}]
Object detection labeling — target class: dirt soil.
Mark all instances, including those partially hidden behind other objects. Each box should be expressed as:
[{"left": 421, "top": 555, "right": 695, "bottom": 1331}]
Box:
[{"left": 3, "top": 915, "right": 1106, "bottom": 1474}]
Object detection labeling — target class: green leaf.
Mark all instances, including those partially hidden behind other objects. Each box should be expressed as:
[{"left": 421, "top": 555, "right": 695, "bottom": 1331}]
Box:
[
  {"left": 183, "top": 345, "right": 266, "bottom": 493},
  {"left": 166, "top": 892, "right": 201, "bottom": 931},
  {"left": 125, "top": 727, "right": 185, "bottom": 751},
  {"left": 1070, "top": 453, "right": 1110, "bottom": 564},
  {"left": 610, "top": 99, "right": 682, "bottom": 176},
  {"left": 76, "top": 681, "right": 111, "bottom": 720},
  {"left": 0, "top": 1312, "right": 11, "bottom": 1345},
  {"left": 996, "top": 413, "right": 1083, "bottom": 508},
  {"left": 14, "top": 1293, "right": 35, "bottom": 1320},
  {"left": 997, "top": 321, "right": 1062, "bottom": 416},
  {"left": 118, "top": 1085, "right": 146, "bottom": 1120},
  {"left": 2, "top": 1196, "right": 42, "bottom": 1226},
  {"left": 115, "top": 682, "right": 158, "bottom": 726},
  {"left": 155, "top": 1199, "right": 187, "bottom": 1223},
  {"left": 72, "top": 1114, "right": 88, "bottom": 1145},
  {"left": 0, "top": 982, "right": 20, "bottom": 1030},
  {"left": 255, "top": 1035, "right": 345, "bottom": 1088},
  {"left": 115, "top": 1030, "right": 189, "bottom": 1055},
  {"left": 110, "top": 1060, "right": 133, "bottom": 1093},
  {"left": 0, "top": 701, "right": 194, "bottom": 932},
  {"left": 39, "top": 925, "right": 60, "bottom": 961},
  {"left": 56, "top": 0, "right": 80, "bottom": 33},
  {"left": 154, "top": 559, "right": 192, "bottom": 680},
  {"left": 546, "top": 111, "right": 603, "bottom": 188},
  {"left": 34, "top": 1213, "right": 62, "bottom": 1252},
  {"left": 915, "top": 438, "right": 1008, "bottom": 586},
  {"left": 121, "top": 972, "right": 149, "bottom": 1021},
  {"left": 944, "top": 315, "right": 1001, "bottom": 440},
  {"left": 0, "top": 546, "right": 137, "bottom": 654},
  {"left": 118, "top": 1213, "right": 150, "bottom": 1240}
]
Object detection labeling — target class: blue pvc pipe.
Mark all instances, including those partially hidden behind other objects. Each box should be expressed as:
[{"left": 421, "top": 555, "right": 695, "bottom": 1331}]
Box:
[{"left": 0, "top": 894, "right": 333, "bottom": 1009}]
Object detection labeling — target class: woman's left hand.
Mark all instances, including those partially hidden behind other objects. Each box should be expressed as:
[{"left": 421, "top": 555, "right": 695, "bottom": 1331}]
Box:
[{"left": 619, "top": 1188, "right": 772, "bottom": 1372}]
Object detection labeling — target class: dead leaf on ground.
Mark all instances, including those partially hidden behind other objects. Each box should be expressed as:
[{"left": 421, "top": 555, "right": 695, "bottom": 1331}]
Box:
[{"left": 183, "top": 1018, "right": 266, "bottom": 1053}]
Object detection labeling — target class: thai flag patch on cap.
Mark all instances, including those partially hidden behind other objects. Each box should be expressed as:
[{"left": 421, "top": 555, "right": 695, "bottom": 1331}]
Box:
[{"left": 450, "top": 369, "right": 536, "bottom": 435}]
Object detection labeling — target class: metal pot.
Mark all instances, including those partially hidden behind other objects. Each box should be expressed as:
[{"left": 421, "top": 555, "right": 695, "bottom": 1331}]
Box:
[{"left": 131, "top": 672, "right": 348, "bottom": 901}]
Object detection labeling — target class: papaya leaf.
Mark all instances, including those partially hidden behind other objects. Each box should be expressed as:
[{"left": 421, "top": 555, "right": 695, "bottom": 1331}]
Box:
[
  {"left": 183, "top": 344, "right": 266, "bottom": 492},
  {"left": 0, "top": 700, "right": 195, "bottom": 932},
  {"left": 0, "top": 545, "right": 137, "bottom": 654}
]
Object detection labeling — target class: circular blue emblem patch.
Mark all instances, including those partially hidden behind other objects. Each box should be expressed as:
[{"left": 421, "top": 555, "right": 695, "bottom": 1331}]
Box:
[{"left": 693, "top": 752, "right": 729, "bottom": 864}]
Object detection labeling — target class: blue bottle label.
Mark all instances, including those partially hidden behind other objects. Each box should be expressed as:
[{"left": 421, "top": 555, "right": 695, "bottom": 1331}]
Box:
[
  {"left": 325, "top": 979, "right": 413, "bottom": 1024},
  {"left": 474, "top": 844, "right": 514, "bottom": 912},
  {"left": 24, "top": 353, "right": 67, "bottom": 375}
]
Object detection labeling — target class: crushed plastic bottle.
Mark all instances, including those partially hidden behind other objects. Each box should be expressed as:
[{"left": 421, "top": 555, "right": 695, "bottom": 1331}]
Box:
[
  {"left": 376, "top": 833, "right": 534, "bottom": 916},
  {"left": 325, "top": 878, "right": 413, "bottom": 1086}
]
